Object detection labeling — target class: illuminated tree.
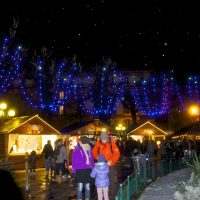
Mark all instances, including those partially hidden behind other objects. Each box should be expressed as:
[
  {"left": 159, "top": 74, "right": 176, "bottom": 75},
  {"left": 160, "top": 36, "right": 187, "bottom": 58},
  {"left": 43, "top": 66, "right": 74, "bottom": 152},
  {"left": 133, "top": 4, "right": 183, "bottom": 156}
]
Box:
[
  {"left": 0, "top": 18, "right": 23, "bottom": 96},
  {"left": 78, "top": 57, "right": 126, "bottom": 121}
]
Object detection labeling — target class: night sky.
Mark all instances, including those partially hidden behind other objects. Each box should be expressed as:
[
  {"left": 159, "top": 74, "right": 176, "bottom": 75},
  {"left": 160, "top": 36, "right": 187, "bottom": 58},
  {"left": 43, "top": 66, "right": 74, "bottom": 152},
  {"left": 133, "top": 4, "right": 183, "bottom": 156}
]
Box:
[{"left": 1, "top": 1, "right": 200, "bottom": 75}]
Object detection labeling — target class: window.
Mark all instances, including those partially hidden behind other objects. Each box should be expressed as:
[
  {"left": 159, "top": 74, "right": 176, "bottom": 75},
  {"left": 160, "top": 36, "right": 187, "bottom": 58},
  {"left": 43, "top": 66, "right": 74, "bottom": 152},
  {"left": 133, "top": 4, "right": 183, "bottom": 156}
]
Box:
[
  {"left": 59, "top": 91, "right": 64, "bottom": 99},
  {"left": 125, "top": 119, "right": 131, "bottom": 128},
  {"left": 124, "top": 107, "right": 131, "bottom": 114},
  {"left": 59, "top": 105, "right": 64, "bottom": 115}
]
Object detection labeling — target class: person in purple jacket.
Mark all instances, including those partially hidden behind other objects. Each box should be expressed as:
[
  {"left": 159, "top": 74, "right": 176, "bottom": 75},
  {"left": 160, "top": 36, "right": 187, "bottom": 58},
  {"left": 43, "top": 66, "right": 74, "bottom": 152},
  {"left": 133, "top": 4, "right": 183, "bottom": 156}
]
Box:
[
  {"left": 72, "top": 136, "right": 94, "bottom": 200},
  {"left": 90, "top": 154, "right": 109, "bottom": 200}
]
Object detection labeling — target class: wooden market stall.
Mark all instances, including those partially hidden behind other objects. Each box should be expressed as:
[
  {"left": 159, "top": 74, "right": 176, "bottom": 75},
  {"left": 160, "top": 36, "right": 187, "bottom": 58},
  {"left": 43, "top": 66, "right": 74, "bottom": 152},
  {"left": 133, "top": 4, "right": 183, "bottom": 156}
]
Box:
[
  {"left": 0, "top": 114, "right": 60, "bottom": 170},
  {"left": 60, "top": 120, "right": 112, "bottom": 149},
  {"left": 128, "top": 121, "right": 168, "bottom": 142},
  {"left": 60, "top": 120, "right": 112, "bottom": 165},
  {"left": 170, "top": 121, "right": 200, "bottom": 140}
]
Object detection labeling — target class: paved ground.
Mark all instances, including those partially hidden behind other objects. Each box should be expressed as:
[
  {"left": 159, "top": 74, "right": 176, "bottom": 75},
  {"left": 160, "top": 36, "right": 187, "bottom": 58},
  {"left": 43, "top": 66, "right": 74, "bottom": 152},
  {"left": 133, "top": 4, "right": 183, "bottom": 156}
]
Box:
[
  {"left": 14, "top": 168, "right": 77, "bottom": 200},
  {"left": 138, "top": 168, "right": 191, "bottom": 200},
  {"left": 13, "top": 159, "right": 192, "bottom": 200},
  {"left": 13, "top": 159, "right": 133, "bottom": 200}
]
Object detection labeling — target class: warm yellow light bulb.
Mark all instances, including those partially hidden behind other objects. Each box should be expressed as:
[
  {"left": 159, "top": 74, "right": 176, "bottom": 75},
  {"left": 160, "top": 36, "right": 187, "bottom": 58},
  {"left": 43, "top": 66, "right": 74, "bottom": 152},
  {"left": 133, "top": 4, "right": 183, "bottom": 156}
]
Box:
[
  {"left": 189, "top": 105, "right": 199, "bottom": 116},
  {"left": 102, "top": 128, "right": 106, "bottom": 132},
  {"left": 8, "top": 110, "right": 15, "bottom": 117},
  {"left": 0, "top": 103, "right": 7, "bottom": 110}
]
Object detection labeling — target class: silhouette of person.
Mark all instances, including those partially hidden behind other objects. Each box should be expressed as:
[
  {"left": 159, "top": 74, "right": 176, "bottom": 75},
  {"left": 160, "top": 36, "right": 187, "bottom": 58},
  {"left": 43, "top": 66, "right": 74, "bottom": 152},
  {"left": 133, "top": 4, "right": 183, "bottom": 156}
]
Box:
[{"left": 0, "top": 169, "right": 24, "bottom": 200}]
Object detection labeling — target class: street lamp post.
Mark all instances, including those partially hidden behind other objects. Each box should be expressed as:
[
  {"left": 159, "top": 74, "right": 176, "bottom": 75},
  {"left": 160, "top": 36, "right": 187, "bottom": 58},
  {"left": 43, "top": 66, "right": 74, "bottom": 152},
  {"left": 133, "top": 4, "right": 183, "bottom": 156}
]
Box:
[
  {"left": 0, "top": 102, "right": 16, "bottom": 123},
  {"left": 115, "top": 124, "right": 125, "bottom": 139},
  {"left": 188, "top": 104, "right": 200, "bottom": 122}
]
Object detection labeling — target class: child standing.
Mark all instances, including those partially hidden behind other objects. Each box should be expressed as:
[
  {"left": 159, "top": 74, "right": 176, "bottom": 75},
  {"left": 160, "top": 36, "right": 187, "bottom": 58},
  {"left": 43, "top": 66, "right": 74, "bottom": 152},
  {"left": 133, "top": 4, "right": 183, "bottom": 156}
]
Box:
[
  {"left": 29, "top": 150, "right": 36, "bottom": 176},
  {"left": 90, "top": 154, "right": 109, "bottom": 200}
]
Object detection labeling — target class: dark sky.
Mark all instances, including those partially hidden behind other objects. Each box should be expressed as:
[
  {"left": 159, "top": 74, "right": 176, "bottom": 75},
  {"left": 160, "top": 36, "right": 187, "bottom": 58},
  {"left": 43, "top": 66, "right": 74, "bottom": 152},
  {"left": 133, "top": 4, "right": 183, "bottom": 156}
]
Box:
[{"left": 1, "top": 1, "right": 200, "bottom": 75}]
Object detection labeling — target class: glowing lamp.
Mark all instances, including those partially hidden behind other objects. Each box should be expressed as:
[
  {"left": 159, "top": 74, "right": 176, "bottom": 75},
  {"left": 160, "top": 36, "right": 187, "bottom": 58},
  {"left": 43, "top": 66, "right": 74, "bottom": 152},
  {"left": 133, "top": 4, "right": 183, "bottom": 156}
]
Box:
[
  {"left": 189, "top": 105, "right": 199, "bottom": 115},
  {"left": 0, "top": 103, "right": 7, "bottom": 110},
  {"left": 8, "top": 110, "right": 15, "bottom": 117},
  {"left": 102, "top": 128, "right": 106, "bottom": 132}
]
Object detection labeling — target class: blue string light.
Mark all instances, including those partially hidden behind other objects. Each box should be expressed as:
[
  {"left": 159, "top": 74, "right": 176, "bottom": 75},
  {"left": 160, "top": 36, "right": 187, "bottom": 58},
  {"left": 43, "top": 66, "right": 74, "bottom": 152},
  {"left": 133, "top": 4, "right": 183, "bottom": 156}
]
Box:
[
  {"left": 76, "top": 65, "right": 126, "bottom": 118},
  {"left": 186, "top": 75, "right": 200, "bottom": 106},
  {"left": 169, "top": 73, "right": 185, "bottom": 109},
  {"left": 132, "top": 74, "right": 170, "bottom": 116},
  {"left": 0, "top": 37, "right": 22, "bottom": 95},
  {"left": 50, "top": 60, "right": 75, "bottom": 113}
]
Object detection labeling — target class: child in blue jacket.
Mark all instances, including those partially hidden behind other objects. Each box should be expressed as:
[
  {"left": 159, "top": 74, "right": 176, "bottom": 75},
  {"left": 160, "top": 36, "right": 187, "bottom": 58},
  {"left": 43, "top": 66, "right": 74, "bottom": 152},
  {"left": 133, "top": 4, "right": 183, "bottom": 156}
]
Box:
[{"left": 90, "top": 154, "right": 109, "bottom": 200}]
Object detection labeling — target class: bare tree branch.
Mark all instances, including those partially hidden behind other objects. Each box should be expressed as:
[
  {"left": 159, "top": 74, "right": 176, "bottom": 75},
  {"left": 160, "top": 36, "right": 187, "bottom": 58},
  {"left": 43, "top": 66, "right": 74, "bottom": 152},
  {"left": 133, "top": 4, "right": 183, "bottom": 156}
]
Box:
[
  {"left": 10, "top": 17, "right": 19, "bottom": 37},
  {"left": 41, "top": 46, "right": 52, "bottom": 58}
]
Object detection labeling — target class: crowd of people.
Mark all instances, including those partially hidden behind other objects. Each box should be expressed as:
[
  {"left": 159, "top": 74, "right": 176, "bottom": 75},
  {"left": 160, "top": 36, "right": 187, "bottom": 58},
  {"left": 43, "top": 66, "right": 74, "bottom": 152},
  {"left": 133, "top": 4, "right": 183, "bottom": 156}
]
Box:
[
  {"left": 30, "top": 132, "right": 121, "bottom": 200},
  {"left": 1, "top": 132, "right": 199, "bottom": 200},
  {"left": 7, "top": 134, "right": 200, "bottom": 200},
  {"left": 115, "top": 137, "right": 200, "bottom": 161}
]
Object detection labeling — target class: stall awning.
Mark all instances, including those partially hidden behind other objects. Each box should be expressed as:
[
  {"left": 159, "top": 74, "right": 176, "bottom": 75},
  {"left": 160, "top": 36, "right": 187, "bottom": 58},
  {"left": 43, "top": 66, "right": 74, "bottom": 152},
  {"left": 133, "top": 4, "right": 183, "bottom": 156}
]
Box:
[
  {"left": 128, "top": 121, "right": 168, "bottom": 136},
  {"left": 0, "top": 114, "right": 60, "bottom": 135}
]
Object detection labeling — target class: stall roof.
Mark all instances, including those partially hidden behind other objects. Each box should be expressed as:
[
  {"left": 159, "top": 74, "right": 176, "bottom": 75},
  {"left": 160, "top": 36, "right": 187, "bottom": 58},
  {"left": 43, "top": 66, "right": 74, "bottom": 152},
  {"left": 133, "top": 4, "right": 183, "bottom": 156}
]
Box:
[
  {"left": 170, "top": 121, "right": 200, "bottom": 138},
  {"left": 60, "top": 120, "right": 95, "bottom": 134},
  {"left": 0, "top": 114, "right": 60, "bottom": 134},
  {"left": 60, "top": 120, "right": 112, "bottom": 135},
  {"left": 128, "top": 121, "right": 168, "bottom": 136}
]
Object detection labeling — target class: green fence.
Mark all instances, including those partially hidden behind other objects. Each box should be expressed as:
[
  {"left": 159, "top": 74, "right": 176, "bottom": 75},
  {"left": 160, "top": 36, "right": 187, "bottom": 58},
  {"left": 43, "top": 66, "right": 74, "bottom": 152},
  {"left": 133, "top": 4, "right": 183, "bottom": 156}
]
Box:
[{"left": 115, "top": 158, "right": 192, "bottom": 200}]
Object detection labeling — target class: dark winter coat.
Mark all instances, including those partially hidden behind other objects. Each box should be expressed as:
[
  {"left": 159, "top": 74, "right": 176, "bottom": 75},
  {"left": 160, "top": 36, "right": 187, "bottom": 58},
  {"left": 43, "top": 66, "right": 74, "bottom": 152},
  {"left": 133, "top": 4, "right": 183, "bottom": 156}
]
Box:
[
  {"left": 42, "top": 143, "right": 53, "bottom": 159},
  {"left": 29, "top": 150, "right": 36, "bottom": 169}
]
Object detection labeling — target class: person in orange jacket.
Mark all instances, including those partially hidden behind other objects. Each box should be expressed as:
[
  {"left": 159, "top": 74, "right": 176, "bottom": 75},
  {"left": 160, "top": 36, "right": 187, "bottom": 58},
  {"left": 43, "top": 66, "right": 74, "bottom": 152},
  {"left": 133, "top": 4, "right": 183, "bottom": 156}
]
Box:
[
  {"left": 92, "top": 132, "right": 120, "bottom": 167},
  {"left": 92, "top": 132, "right": 120, "bottom": 199}
]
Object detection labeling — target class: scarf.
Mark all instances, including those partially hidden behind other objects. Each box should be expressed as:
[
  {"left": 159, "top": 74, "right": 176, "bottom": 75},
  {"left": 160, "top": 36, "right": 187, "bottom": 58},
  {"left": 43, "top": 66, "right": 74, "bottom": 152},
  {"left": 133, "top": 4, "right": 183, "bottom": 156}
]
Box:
[{"left": 79, "top": 142, "right": 90, "bottom": 165}]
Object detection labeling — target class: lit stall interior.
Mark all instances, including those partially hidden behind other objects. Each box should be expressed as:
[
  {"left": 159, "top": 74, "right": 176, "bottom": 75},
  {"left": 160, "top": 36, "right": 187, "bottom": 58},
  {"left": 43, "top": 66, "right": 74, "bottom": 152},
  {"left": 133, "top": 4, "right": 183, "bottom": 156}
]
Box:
[
  {"left": 61, "top": 120, "right": 113, "bottom": 151},
  {"left": 8, "top": 134, "right": 57, "bottom": 154}
]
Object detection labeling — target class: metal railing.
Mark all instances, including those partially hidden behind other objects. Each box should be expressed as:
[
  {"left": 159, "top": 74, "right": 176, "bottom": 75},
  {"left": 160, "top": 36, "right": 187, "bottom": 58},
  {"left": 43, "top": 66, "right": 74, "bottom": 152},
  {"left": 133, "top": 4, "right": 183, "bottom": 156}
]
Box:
[{"left": 115, "top": 158, "right": 192, "bottom": 200}]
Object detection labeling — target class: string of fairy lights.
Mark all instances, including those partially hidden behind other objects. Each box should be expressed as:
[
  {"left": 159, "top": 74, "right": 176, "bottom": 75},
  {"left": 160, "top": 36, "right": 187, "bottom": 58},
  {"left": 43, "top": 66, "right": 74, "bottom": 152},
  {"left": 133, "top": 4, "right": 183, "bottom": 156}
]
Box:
[
  {"left": 132, "top": 74, "right": 170, "bottom": 116},
  {"left": 50, "top": 60, "right": 74, "bottom": 113},
  {"left": 1, "top": 36, "right": 200, "bottom": 117},
  {"left": 186, "top": 75, "right": 200, "bottom": 106},
  {"left": 87, "top": 66, "right": 125, "bottom": 117},
  {"left": 0, "top": 37, "right": 22, "bottom": 94}
]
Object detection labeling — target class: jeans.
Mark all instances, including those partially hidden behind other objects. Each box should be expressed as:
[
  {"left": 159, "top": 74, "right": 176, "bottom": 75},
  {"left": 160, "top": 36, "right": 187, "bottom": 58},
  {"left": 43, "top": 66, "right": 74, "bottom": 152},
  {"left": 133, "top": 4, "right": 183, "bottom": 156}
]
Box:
[
  {"left": 77, "top": 182, "right": 90, "bottom": 199},
  {"left": 45, "top": 156, "right": 51, "bottom": 171}
]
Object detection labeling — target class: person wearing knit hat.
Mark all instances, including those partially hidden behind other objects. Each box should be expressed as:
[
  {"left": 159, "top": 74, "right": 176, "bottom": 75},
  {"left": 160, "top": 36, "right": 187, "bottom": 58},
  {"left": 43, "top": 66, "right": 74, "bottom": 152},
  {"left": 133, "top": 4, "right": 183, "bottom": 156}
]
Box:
[
  {"left": 93, "top": 132, "right": 120, "bottom": 166},
  {"left": 90, "top": 154, "right": 109, "bottom": 200},
  {"left": 98, "top": 154, "right": 106, "bottom": 163}
]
